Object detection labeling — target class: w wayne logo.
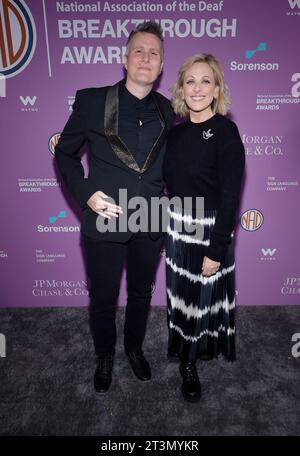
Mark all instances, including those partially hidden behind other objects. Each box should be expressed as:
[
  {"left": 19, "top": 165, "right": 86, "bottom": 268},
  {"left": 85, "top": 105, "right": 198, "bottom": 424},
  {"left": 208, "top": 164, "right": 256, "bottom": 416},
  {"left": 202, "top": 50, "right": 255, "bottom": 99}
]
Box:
[
  {"left": 20, "top": 95, "right": 37, "bottom": 106},
  {"left": 288, "top": 0, "right": 300, "bottom": 9},
  {"left": 287, "top": 0, "right": 300, "bottom": 14},
  {"left": 261, "top": 248, "right": 276, "bottom": 257}
]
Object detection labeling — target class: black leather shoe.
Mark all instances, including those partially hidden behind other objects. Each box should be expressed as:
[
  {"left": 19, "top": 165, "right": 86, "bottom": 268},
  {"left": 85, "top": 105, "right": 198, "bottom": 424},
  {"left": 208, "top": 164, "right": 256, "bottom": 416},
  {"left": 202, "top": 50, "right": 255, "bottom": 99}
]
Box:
[
  {"left": 94, "top": 352, "right": 114, "bottom": 394},
  {"left": 179, "top": 361, "right": 201, "bottom": 402},
  {"left": 125, "top": 348, "right": 151, "bottom": 381}
]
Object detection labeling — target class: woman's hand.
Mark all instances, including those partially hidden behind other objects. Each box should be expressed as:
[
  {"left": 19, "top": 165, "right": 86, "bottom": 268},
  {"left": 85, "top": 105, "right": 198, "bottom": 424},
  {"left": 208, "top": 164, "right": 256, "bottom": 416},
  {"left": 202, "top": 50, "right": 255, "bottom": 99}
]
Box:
[{"left": 201, "top": 256, "right": 221, "bottom": 277}]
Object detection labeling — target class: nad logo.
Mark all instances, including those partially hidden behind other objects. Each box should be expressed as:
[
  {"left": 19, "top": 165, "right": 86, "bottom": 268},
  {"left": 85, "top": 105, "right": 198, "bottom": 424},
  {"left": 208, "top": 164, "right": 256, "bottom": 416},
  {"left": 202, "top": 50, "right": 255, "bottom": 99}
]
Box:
[
  {"left": 245, "top": 42, "right": 267, "bottom": 59},
  {"left": 20, "top": 95, "right": 37, "bottom": 106},
  {"left": 203, "top": 129, "right": 214, "bottom": 140},
  {"left": 48, "top": 133, "right": 61, "bottom": 155},
  {"left": 0, "top": 0, "right": 36, "bottom": 78},
  {"left": 240, "top": 209, "right": 264, "bottom": 231},
  {"left": 49, "top": 211, "right": 67, "bottom": 224}
]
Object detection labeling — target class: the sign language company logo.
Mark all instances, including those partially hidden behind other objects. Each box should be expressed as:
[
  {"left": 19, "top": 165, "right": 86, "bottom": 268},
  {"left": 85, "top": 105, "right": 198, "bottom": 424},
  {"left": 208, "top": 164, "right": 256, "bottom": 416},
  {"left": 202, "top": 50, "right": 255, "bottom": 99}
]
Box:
[{"left": 0, "top": 0, "right": 36, "bottom": 78}]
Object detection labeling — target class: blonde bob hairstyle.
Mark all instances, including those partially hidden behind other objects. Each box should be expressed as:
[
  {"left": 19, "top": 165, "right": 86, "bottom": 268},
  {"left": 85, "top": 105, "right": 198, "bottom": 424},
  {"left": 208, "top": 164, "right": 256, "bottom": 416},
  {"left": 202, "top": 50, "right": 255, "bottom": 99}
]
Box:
[{"left": 171, "top": 53, "right": 230, "bottom": 117}]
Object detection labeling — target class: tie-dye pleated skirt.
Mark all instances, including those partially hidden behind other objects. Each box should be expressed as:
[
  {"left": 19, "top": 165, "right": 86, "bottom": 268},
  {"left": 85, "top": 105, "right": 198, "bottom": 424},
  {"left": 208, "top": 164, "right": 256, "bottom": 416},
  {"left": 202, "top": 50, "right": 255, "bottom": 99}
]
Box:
[{"left": 165, "top": 207, "right": 236, "bottom": 362}]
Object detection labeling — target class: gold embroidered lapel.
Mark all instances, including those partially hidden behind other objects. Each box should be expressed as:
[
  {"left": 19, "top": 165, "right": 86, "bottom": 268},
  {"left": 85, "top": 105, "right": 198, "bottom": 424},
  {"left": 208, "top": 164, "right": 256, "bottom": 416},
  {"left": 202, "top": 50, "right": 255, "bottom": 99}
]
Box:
[{"left": 104, "top": 82, "right": 166, "bottom": 173}]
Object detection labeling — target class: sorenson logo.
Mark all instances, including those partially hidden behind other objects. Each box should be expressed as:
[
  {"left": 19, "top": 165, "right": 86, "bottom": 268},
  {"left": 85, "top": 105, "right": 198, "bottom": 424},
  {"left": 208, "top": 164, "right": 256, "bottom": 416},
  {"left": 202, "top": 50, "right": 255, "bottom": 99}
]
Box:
[
  {"left": 245, "top": 42, "right": 266, "bottom": 59},
  {"left": 49, "top": 211, "right": 66, "bottom": 224},
  {"left": 0, "top": 0, "right": 36, "bottom": 78},
  {"left": 37, "top": 212, "right": 80, "bottom": 233},
  {"left": 230, "top": 42, "right": 279, "bottom": 72},
  {"left": 240, "top": 209, "right": 264, "bottom": 231}
]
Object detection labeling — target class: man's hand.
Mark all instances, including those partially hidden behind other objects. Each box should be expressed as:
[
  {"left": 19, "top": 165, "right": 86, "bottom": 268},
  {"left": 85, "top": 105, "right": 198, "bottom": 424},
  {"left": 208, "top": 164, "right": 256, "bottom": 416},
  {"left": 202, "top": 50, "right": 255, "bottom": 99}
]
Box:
[
  {"left": 87, "top": 191, "right": 123, "bottom": 219},
  {"left": 201, "top": 256, "right": 221, "bottom": 277}
]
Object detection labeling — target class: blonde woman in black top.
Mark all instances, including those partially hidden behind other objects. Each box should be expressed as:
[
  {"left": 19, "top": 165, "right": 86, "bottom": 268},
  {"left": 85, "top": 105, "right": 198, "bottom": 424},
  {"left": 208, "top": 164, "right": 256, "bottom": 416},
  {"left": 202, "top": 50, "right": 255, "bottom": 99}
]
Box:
[{"left": 163, "top": 54, "right": 245, "bottom": 402}]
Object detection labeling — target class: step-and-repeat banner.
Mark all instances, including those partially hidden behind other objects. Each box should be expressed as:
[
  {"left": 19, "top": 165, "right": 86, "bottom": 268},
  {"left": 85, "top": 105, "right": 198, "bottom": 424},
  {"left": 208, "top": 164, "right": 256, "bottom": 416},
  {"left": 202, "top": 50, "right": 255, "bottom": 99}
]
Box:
[{"left": 1, "top": 0, "right": 299, "bottom": 307}]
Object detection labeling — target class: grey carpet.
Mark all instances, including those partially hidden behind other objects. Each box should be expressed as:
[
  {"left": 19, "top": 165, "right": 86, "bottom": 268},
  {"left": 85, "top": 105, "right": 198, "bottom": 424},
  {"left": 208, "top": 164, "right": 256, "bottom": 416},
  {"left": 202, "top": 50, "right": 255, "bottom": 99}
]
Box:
[{"left": 0, "top": 306, "right": 299, "bottom": 436}]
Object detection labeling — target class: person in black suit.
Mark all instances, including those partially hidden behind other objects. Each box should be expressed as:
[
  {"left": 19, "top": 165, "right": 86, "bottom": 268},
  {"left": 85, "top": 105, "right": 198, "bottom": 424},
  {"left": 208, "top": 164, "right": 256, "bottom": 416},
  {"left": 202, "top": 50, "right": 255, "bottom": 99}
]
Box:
[{"left": 55, "top": 22, "right": 174, "bottom": 394}]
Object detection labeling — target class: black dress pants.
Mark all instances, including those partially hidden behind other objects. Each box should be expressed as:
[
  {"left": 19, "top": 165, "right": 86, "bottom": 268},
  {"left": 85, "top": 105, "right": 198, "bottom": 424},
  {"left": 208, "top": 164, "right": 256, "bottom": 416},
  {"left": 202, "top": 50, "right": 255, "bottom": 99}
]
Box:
[{"left": 83, "top": 232, "right": 163, "bottom": 356}]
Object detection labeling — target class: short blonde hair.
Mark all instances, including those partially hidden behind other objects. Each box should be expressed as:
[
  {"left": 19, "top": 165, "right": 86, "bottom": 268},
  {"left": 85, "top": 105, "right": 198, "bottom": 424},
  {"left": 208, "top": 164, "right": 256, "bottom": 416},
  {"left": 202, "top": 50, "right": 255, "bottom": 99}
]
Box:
[{"left": 172, "top": 53, "right": 230, "bottom": 117}]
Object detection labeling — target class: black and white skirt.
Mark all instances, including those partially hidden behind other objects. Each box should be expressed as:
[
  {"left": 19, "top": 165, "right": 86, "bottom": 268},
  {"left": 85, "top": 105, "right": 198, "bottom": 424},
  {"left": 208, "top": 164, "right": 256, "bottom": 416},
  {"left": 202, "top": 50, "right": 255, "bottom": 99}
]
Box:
[{"left": 165, "top": 207, "right": 236, "bottom": 362}]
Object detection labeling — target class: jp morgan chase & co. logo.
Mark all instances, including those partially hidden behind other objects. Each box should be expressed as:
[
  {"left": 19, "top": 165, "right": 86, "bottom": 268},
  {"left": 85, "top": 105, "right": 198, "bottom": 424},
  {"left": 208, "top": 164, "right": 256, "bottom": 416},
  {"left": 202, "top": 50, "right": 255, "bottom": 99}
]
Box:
[
  {"left": 0, "top": 0, "right": 36, "bottom": 78},
  {"left": 48, "top": 133, "right": 61, "bottom": 155},
  {"left": 242, "top": 134, "right": 283, "bottom": 157},
  {"left": 240, "top": 209, "right": 264, "bottom": 231}
]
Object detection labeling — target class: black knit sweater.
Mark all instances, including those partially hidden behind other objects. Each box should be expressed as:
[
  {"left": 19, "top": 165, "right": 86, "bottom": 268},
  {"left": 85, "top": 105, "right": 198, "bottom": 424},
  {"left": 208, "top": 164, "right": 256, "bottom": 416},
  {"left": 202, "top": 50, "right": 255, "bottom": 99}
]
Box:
[{"left": 163, "top": 113, "right": 245, "bottom": 262}]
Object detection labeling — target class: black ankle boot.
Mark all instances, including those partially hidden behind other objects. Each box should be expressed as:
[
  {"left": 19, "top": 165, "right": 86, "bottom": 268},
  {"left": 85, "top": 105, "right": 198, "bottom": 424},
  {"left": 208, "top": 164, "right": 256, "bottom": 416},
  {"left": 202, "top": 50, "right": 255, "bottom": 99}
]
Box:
[
  {"left": 125, "top": 348, "right": 151, "bottom": 381},
  {"left": 94, "top": 352, "right": 114, "bottom": 394},
  {"left": 179, "top": 361, "right": 201, "bottom": 402}
]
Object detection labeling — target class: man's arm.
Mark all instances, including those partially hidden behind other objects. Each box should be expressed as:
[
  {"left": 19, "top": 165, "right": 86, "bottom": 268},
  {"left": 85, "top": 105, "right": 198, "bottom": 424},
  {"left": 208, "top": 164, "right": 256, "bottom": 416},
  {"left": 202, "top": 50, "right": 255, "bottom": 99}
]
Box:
[
  {"left": 55, "top": 90, "right": 95, "bottom": 208},
  {"left": 55, "top": 90, "right": 123, "bottom": 219}
]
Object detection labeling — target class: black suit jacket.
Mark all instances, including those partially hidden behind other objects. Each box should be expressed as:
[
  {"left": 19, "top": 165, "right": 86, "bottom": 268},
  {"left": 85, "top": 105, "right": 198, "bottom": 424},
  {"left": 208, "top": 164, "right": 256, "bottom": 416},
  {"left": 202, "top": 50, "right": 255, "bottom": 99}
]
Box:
[{"left": 55, "top": 80, "right": 175, "bottom": 242}]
